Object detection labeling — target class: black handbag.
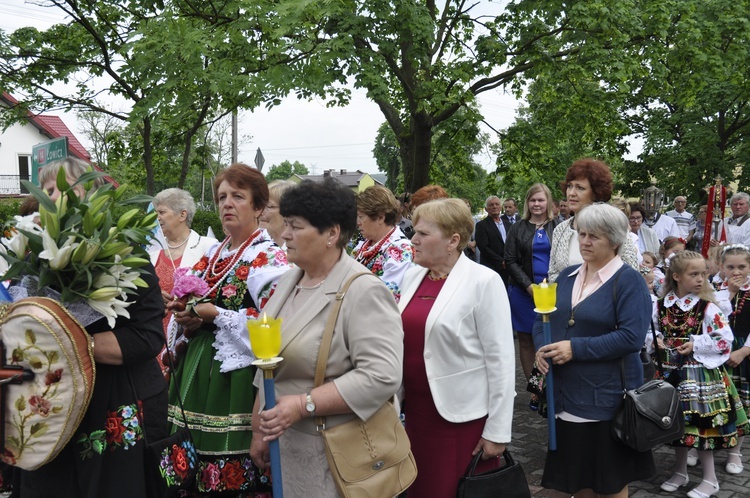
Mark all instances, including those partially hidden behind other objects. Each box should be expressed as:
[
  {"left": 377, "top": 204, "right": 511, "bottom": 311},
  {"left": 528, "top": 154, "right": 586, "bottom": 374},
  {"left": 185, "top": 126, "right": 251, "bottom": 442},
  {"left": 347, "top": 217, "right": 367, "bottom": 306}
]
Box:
[
  {"left": 610, "top": 322, "right": 685, "bottom": 452},
  {"left": 456, "top": 450, "right": 531, "bottom": 498},
  {"left": 133, "top": 347, "right": 199, "bottom": 497}
]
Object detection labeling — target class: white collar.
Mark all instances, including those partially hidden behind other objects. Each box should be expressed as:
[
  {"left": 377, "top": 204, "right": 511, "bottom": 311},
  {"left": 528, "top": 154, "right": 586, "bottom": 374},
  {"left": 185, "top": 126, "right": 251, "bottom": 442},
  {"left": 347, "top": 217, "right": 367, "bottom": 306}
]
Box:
[{"left": 662, "top": 291, "right": 700, "bottom": 311}]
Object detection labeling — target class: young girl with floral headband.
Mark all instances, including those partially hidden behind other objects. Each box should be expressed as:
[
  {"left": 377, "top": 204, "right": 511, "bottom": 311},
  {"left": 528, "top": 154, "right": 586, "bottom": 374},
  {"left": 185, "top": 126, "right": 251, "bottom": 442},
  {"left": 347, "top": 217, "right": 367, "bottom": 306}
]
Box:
[
  {"left": 715, "top": 244, "right": 750, "bottom": 476},
  {"left": 656, "top": 251, "right": 746, "bottom": 498}
]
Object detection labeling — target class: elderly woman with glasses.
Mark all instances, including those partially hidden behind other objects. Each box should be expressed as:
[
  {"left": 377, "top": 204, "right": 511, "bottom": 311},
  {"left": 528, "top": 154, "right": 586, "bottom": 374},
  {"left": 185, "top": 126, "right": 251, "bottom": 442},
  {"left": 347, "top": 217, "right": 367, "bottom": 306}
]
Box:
[{"left": 629, "top": 204, "right": 660, "bottom": 256}]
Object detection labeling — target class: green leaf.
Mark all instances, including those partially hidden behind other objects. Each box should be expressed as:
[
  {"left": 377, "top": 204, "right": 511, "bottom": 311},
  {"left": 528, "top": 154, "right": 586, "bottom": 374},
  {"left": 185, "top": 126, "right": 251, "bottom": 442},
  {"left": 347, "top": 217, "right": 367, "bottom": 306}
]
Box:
[
  {"left": 30, "top": 422, "right": 49, "bottom": 437},
  {"left": 25, "top": 329, "right": 37, "bottom": 345},
  {"left": 15, "top": 395, "right": 26, "bottom": 412}
]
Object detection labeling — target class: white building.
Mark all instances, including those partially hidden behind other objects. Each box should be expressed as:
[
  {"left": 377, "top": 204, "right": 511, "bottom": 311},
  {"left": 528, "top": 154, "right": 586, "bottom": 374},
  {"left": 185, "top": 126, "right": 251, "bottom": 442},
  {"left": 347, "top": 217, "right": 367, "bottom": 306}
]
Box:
[{"left": 0, "top": 92, "right": 97, "bottom": 196}]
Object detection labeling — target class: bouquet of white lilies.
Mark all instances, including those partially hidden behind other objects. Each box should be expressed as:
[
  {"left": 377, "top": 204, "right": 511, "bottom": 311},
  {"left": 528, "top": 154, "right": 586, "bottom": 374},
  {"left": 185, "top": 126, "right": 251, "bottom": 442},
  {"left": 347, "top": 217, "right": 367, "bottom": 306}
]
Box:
[{"left": 0, "top": 169, "right": 157, "bottom": 327}]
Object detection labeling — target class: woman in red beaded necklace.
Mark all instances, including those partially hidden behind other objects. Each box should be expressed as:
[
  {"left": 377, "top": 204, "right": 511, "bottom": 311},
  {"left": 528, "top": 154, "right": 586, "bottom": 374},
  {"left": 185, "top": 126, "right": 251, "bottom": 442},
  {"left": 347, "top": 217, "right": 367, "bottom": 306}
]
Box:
[
  {"left": 353, "top": 185, "right": 413, "bottom": 302},
  {"left": 167, "top": 163, "right": 289, "bottom": 497}
]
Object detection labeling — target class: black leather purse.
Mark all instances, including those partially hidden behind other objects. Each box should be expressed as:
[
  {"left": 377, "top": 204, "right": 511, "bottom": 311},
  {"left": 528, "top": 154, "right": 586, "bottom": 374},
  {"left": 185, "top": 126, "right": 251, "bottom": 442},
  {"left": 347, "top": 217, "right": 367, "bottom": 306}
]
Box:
[
  {"left": 456, "top": 450, "right": 531, "bottom": 498},
  {"left": 611, "top": 322, "right": 685, "bottom": 452}
]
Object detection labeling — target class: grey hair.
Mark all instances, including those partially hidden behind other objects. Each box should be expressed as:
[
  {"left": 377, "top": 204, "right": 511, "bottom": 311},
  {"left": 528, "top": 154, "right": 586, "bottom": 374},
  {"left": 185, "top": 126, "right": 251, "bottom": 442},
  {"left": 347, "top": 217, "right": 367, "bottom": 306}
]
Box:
[
  {"left": 575, "top": 203, "right": 629, "bottom": 250},
  {"left": 153, "top": 188, "right": 197, "bottom": 227},
  {"left": 268, "top": 180, "right": 296, "bottom": 204},
  {"left": 485, "top": 195, "right": 501, "bottom": 207},
  {"left": 731, "top": 192, "right": 750, "bottom": 204},
  {"left": 38, "top": 157, "right": 105, "bottom": 190}
]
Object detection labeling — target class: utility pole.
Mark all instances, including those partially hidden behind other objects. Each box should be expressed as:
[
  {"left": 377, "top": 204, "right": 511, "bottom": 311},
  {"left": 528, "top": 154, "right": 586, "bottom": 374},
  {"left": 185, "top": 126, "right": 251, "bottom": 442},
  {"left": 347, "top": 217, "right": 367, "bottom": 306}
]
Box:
[{"left": 231, "top": 110, "right": 238, "bottom": 164}]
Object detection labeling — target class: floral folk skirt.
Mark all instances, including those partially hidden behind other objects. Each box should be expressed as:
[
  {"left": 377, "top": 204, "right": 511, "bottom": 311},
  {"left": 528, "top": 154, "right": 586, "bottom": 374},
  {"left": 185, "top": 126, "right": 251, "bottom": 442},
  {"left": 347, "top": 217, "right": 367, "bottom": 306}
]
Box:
[
  {"left": 169, "top": 330, "right": 271, "bottom": 496},
  {"left": 658, "top": 353, "right": 749, "bottom": 450}
]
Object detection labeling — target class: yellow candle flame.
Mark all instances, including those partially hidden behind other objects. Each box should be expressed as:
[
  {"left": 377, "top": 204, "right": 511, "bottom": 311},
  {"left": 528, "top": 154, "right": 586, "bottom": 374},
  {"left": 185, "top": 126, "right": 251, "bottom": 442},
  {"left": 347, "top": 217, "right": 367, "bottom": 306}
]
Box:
[
  {"left": 540, "top": 278, "right": 548, "bottom": 288},
  {"left": 262, "top": 312, "right": 268, "bottom": 326}
]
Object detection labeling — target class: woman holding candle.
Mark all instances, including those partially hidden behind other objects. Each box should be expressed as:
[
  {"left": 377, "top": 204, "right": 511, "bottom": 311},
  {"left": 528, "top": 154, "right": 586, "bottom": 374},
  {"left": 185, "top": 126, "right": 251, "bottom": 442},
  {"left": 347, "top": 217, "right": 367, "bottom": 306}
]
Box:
[
  {"left": 548, "top": 158, "right": 638, "bottom": 282},
  {"left": 504, "top": 183, "right": 557, "bottom": 409},
  {"left": 248, "top": 179, "right": 403, "bottom": 497},
  {"left": 398, "top": 198, "right": 515, "bottom": 498},
  {"left": 353, "top": 184, "right": 413, "bottom": 301},
  {"left": 168, "top": 163, "right": 289, "bottom": 496},
  {"left": 533, "top": 203, "right": 655, "bottom": 497}
]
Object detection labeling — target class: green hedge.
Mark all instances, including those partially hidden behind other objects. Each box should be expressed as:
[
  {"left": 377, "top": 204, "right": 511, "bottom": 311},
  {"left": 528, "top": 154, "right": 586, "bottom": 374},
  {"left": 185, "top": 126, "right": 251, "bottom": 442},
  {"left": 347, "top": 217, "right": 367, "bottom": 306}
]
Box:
[
  {"left": 0, "top": 199, "right": 22, "bottom": 224},
  {"left": 192, "top": 209, "right": 223, "bottom": 240}
]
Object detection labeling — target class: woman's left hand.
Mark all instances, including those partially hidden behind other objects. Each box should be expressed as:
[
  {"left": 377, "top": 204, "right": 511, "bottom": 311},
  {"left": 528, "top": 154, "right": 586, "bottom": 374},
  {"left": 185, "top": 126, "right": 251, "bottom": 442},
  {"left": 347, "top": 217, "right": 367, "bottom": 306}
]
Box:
[
  {"left": 258, "top": 394, "right": 305, "bottom": 442},
  {"left": 537, "top": 340, "right": 573, "bottom": 366},
  {"left": 676, "top": 341, "right": 693, "bottom": 356},
  {"left": 472, "top": 438, "right": 506, "bottom": 460}
]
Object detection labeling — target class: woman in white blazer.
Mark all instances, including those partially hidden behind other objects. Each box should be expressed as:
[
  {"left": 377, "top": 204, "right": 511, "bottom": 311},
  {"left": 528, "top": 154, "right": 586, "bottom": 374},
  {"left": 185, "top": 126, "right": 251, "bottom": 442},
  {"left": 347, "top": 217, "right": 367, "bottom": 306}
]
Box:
[{"left": 398, "top": 198, "right": 516, "bottom": 498}]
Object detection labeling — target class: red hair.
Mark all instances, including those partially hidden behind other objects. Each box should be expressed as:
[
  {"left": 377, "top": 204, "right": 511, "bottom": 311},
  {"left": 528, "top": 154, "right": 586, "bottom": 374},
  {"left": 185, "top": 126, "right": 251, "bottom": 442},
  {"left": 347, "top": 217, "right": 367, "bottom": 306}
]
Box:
[{"left": 560, "top": 158, "right": 613, "bottom": 202}]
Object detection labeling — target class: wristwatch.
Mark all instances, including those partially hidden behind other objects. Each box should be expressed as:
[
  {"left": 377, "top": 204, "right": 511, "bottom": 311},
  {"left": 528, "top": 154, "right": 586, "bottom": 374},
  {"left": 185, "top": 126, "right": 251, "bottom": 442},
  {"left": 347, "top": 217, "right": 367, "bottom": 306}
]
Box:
[{"left": 305, "top": 393, "right": 316, "bottom": 416}]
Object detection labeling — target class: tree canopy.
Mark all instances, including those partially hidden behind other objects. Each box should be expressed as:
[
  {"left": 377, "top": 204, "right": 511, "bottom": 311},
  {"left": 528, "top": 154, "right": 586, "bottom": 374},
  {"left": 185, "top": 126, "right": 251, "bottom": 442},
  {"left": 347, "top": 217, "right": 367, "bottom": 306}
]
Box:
[{"left": 265, "top": 160, "right": 309, "bottom": 182}]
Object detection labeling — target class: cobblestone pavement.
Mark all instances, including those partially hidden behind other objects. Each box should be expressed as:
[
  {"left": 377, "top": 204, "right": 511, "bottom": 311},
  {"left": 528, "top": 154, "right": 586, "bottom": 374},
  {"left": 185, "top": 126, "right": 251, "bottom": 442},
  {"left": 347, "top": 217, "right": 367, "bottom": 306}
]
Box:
[{"left": 508, "top": 338, "right": 750, "bottom": 497}]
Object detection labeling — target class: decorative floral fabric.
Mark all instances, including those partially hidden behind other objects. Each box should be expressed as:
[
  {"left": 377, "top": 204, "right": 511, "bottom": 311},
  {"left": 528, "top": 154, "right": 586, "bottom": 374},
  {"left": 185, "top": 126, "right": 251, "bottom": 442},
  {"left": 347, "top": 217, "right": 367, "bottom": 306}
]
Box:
[
  {"left": 658, "top": 291, "right": 733, "bottom": 369},
  {"left": 352, "top": 227, "right": 413, "bottom": 302},
  {"left": 76, "top": 403, "right": 143, "bottom": 459},
  {"left": 197, "top": 455, "right": 271, "bottom": 494},
  {"left": 169, "top": 231, "right": 289, "bottom": 372}
]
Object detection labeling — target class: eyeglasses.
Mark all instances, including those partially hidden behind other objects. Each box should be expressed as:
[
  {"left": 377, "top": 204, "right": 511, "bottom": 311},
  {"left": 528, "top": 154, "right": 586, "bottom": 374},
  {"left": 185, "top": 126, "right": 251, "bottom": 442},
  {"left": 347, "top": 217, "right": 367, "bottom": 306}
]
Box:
[{"left": 629, "top": 216, "right": 643, "bottom": 222}]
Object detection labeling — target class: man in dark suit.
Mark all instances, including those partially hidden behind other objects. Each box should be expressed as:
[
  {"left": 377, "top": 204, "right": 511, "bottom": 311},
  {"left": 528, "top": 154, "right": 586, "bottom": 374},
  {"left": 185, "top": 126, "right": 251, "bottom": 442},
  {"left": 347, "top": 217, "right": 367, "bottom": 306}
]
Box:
[
  {"left": 501, "top": 198, "right": 518, "bottom": 225},
  {"left": 475, "top": 195, "right": 511, "bottom": 286}
]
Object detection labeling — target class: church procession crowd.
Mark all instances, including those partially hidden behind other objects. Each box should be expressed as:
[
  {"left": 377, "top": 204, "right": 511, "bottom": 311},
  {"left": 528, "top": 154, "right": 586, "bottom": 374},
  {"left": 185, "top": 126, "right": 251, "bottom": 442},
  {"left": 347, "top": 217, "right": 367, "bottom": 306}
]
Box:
[{"left": 3, "top": 156, "right": 750, "bottom": 498}]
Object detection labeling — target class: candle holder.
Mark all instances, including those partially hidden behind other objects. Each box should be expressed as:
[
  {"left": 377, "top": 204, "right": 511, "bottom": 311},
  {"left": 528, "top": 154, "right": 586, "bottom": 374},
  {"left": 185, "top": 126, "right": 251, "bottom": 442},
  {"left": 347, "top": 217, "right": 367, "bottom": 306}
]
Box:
[
  {"left": 248, "top": 314, "right": 284, "bottom": 497},
  {"left": 531, "top": 281, "right": 558, "bottom": 451}
]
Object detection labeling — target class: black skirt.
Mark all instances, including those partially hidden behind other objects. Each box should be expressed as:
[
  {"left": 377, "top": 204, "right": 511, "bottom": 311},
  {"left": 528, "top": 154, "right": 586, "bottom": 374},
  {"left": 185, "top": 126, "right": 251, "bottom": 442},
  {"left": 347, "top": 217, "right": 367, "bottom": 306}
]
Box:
[{"left": 541, "top": 418, "right": 656, "bottom": 494}]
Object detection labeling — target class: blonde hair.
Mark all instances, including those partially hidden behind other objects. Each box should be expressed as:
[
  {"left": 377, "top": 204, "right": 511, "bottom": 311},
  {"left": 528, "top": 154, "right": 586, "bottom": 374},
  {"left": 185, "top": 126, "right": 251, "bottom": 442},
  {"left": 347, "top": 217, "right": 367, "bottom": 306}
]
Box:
[
  {"left": 522, "top": 183, "right": 554, "bottom": 221},
  {"left": 660, "top": 250, "right": 715, "bottom": 302},
  {"left": 720, "top": 244, "right": 750, "bottom": 265},
  {"left": 642, "top": 251, "right": 658, "bottom": 266},
  {"left": 412, "top": 198, "right": 473, "bottom": 251},
  {"left": 268, "top": 180, "right": 296, "bottom": 204}
]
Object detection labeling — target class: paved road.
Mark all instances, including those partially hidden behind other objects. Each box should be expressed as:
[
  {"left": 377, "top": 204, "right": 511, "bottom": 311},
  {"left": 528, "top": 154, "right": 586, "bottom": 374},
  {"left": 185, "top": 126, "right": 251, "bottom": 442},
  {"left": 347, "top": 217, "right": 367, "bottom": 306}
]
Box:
[{"left": 508, "top": 337, "right": 750, "bottom": 497}]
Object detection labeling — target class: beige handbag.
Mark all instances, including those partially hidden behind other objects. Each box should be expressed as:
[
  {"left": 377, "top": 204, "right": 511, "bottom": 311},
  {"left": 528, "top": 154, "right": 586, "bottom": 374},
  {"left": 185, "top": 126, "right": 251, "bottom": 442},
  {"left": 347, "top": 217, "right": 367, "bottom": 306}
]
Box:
[{"left": 314, "top": 272, "right": 417, "bottom": 498}]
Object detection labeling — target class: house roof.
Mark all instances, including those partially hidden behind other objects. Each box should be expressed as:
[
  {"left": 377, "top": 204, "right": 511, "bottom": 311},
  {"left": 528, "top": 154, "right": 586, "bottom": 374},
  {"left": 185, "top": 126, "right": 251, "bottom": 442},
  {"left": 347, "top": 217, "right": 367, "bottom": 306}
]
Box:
[
  {"left": 297, "top": 169, "right": 372, "bottom": 188},
  {"left": 1, "top": 92, "right": 118, "bottom": 187}
]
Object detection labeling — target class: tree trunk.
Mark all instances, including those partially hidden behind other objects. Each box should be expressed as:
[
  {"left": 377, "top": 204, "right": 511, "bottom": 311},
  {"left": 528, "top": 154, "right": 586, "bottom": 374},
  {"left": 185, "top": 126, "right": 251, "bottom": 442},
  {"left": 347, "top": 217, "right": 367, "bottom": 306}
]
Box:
[
  {"left": 402, "top": 112, "right": 433, "bottom": 193},
  {"left": 142, "top": 117, "right": 155, "bottom": 195}
]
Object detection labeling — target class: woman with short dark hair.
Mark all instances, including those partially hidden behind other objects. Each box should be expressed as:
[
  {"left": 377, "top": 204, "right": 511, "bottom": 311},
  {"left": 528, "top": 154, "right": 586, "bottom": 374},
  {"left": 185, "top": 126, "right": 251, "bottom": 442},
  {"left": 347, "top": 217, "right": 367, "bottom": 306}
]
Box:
[{"left": 249, "top": 179, "right": 404, "bottom": 497}]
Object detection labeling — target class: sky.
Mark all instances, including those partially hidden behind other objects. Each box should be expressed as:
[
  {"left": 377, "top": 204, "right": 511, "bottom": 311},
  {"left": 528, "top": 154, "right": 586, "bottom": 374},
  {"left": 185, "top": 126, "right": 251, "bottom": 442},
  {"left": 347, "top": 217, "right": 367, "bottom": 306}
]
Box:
[{"left": 0, "top": 0, "right": 522, "bottom": 176}]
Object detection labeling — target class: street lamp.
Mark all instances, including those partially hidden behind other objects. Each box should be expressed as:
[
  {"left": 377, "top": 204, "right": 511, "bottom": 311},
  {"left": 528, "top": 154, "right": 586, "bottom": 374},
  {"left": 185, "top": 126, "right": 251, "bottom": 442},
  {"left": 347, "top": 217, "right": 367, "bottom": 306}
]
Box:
[{"left": 642, "top": 181, "right": 664, "bottom": 225}]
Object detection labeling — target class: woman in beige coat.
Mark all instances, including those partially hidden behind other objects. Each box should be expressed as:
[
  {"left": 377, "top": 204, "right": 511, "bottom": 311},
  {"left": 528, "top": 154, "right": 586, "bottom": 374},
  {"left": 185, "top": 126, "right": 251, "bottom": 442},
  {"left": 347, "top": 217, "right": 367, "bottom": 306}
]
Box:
[{"left": 249, "top": 179, "right": 404, "bottom": 497}]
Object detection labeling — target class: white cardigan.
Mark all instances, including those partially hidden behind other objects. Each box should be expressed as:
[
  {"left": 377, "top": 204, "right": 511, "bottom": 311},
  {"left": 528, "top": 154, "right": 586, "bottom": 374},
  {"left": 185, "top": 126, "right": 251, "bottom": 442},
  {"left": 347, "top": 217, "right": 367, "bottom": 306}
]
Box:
[
  {"left": 149, "top": 229, "right": 217, "bottom": 270},
  {"left": 398, "top": 254, "right": 515, "bottom": 443}
]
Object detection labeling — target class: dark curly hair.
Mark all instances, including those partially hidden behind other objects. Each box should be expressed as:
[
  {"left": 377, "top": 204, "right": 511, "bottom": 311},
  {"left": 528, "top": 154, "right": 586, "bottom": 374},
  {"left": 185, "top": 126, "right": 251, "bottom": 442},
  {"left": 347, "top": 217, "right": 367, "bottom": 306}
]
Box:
[
  {"left": 559, "top": 158, "right": 613, "bottom": 203},
  {"left": 279, "top": 179, "right": 357, "bottom": 248}
]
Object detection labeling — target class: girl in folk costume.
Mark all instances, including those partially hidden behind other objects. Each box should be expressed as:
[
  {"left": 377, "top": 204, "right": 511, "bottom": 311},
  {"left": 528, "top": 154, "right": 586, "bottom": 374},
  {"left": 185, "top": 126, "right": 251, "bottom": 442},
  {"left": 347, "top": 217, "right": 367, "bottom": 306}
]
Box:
[
  {"left": 657, "top": 251, "right": 747, "bottom": 498},
  {"left": 716, "top": 244, "right": 750, "bottom": 475}
]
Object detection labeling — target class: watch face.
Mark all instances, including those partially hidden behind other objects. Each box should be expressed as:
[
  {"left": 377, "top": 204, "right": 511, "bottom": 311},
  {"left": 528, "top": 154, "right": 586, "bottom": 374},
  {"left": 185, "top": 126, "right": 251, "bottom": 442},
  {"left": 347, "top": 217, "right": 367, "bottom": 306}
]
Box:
[{"left": 306, "top": 402, "right": 315, "bottom": 412}]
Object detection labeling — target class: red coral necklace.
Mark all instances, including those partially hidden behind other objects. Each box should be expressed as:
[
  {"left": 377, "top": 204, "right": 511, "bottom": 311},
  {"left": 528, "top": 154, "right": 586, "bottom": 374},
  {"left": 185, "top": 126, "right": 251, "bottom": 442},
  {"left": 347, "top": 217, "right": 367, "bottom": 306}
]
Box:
[
  {"left": 203, "top": 230, "right": 260, "bottom": 297},
  {"left": 355, "top": 226, "right": 396, "bottom": 267}
]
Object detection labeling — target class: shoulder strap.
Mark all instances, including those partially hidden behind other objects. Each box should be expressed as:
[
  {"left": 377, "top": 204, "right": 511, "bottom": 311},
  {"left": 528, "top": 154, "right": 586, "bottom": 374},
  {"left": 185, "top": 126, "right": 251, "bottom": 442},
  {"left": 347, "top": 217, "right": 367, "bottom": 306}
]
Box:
[{"left": 313, "top": 272, "right": 372, "bottom": 389}]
